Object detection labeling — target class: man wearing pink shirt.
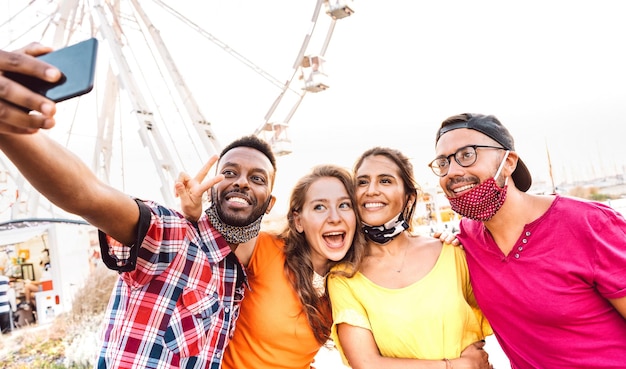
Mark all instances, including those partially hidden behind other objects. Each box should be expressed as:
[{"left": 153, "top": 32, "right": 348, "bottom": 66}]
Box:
[{"left": 430, "top": 113, "right": 626, "bottom": 368}]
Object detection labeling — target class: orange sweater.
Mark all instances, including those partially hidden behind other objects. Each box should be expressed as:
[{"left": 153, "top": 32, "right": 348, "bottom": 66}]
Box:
[{"left": 222, "top": 232, "right": 323, "bottom": 369}]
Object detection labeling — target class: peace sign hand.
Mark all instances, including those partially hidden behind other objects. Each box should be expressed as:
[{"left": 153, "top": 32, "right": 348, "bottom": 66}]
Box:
[{"left": 175, "top": 155, "right": 224, "bottom": 222}]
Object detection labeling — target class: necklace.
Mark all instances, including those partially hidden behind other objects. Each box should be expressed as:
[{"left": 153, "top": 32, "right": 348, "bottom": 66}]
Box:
[{"left": 395, "top": 242, "right": 409, "bottom": 273}]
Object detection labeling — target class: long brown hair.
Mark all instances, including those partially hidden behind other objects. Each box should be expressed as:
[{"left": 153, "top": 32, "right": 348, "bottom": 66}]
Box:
[{"left": 282, "top": 164, "right": 366, "bottom": 344}]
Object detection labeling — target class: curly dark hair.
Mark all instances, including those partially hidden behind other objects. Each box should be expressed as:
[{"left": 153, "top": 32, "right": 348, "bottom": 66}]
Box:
[{"left": 219, "top": 135, "right": 277, "bottom": 184}]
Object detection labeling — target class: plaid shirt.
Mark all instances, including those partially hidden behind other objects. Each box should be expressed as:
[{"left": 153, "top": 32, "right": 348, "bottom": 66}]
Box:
[{"left": 97, "top": 199, "right": 244, "bottom": 369}]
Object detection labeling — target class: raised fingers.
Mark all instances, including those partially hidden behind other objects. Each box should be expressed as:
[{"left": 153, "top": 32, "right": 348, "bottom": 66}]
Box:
[{"left": 194, "top": 155, "right": 218, "bottom": 183}]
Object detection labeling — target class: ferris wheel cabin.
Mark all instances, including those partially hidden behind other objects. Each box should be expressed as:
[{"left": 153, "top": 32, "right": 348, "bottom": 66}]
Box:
[
  {"left": 300, "top": 55, "right": 329, "bottom": 93},
  {"left": 324, "top": 0, "right": 355, "bottom": 20}
]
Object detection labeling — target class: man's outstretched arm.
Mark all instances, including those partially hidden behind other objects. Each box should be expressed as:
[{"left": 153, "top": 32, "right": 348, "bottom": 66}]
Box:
[{"left": 0, "top": 131, "right": 140, "bottom": 245}]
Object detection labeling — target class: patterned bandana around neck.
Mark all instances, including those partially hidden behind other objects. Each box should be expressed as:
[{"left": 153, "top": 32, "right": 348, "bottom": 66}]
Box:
[
  {"left": 447, "top": 151, "right": 510, "bottom": 221},
  {"left": 361, "top": 212, "right": 409, "bottom": 244},
  {"left": 205, "top": 201, "right": 264, "bottom": 244}
]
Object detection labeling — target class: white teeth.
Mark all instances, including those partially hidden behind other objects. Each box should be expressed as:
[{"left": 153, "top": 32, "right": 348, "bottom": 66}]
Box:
[
  {"left": 454, "top": 184, "right": 474, "bottom": 193},
  {"left": 323, "top": 232, "right": 345, "bottom": 247},
  {"left": 364, "top": 202, "right": 384, "bottom": 208},
  {"left": 323, "top": 232, "right": 343, "bottom": 237},
  {"left": 228, "top": 197, "right": 248, "bottom": 204}
]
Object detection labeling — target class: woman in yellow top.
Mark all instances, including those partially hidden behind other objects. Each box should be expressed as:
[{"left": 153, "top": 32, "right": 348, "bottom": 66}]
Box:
[
  {"left": 178, "top": 163, "right": 365, "bottom": 368},
  {"left": 328, "top": 147, "right": 493, "bottom": 369}
]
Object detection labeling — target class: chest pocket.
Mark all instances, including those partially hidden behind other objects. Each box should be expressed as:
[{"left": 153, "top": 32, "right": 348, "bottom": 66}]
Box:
[{"left": 163, "top": 287, "right": 222, "bottom": 358}]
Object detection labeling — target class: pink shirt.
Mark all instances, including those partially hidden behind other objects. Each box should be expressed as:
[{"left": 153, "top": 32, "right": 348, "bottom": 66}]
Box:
[{"left": 458, "top": 195, "right": 626, "bottom": 369}]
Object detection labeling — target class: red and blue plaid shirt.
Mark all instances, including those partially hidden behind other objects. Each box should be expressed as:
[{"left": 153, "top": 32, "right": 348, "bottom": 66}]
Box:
[{"left": 96, "top": 199, "right": 244, "bottom": 369}]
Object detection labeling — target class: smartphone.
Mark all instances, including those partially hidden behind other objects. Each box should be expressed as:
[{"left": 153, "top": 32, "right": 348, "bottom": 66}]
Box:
[{"left": 5, "top": 37, "right": 98, "bottom": 103}]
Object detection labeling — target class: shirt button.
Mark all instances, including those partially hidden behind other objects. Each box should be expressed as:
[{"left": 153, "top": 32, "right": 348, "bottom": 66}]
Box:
[
  {"left": 522, "top": 239, "right": 528, "bottom": 244},
  {"left": 514, "top": 253, "right": 520, "bottom": 259},
  {"left": 224, "top": 307, "right": 230, "bottom": 313},
  {"left": 525, "top": 231, "right": 531, "bottom": 236},
  {"left": 518, "top": 246, "right": 523, "bottom": 251}
]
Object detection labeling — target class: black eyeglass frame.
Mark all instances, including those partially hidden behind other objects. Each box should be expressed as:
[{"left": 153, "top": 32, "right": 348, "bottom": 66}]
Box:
[{"left": 428, "top": 145, "right": 506, "bottom": 177}]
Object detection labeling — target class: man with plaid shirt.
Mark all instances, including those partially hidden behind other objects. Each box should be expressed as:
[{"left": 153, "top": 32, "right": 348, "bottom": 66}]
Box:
[{"left": 0, "top": 78, "right": 277, "bottom": 369}]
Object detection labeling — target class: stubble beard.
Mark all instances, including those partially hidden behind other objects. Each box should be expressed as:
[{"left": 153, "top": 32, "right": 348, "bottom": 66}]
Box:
[{"left": 212, "top": 188, "right": 269, "bottom": 227}]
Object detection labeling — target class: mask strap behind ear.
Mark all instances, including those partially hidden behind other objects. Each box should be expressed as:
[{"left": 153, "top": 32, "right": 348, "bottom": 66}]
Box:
[{"left": 494, "top": 150, "right": 510, "bottom": 179}]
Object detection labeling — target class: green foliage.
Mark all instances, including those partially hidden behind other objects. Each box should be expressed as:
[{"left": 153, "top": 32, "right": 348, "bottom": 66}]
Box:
[
  {"left": 568, "top": 186, "right": 618, "bottom": 201},
  {"left": 3, "top": 336, "right": 65, "bottom": 368},
  {"left": 589, "top": 193, "right": 612, "bottom": 201}
]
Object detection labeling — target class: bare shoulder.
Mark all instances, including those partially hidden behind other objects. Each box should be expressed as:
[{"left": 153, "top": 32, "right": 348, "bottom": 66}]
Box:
[{"left": 408, "top": 234, "right": 443, "bottom": 253}]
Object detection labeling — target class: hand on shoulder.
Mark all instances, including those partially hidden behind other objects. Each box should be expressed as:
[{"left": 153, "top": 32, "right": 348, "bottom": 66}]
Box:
[{"left": 432, "top": 230, "right": 462, "bottom": 248}]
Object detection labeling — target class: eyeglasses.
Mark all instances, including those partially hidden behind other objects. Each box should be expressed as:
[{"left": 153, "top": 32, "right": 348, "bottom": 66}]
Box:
[{"left": 428, "top": 145, "right": 506, "bottom": 177}]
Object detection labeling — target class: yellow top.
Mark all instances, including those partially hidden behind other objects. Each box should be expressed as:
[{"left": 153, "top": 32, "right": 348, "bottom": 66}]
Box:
[{"left": 328, "top": 243, "right": 491, "bottom": 364}]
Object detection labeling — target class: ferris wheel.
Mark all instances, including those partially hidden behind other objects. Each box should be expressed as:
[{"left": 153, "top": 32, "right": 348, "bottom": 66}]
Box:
[{"left": 0, "top": 0, "right": 355, "bottom": 221}]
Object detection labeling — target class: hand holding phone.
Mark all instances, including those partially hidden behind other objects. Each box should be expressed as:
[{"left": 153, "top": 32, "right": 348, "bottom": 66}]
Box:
[
  {"left": 4, "top": 38, "right": 98, "bottom": 104},
  {"left": 0, "top": 44, "right": 61, "bottom": 133}
]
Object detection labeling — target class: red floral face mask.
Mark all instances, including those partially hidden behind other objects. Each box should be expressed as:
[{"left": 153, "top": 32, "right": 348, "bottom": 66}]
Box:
[{"left": 447, "top": 151, "right": 509, "bottom": 221}]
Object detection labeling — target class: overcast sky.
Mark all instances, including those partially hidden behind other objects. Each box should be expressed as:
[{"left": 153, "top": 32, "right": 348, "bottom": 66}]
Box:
[
  {"left": 2, "top": 0, "right": 626, "bottom": 217},
  {"left": 149, "top": 0, "right": 626, "bottom": 213}
]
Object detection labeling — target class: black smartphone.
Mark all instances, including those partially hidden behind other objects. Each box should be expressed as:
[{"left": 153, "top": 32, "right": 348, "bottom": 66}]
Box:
[{"left": 5, "top": 37, "right": 98, "bottom": 103}]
